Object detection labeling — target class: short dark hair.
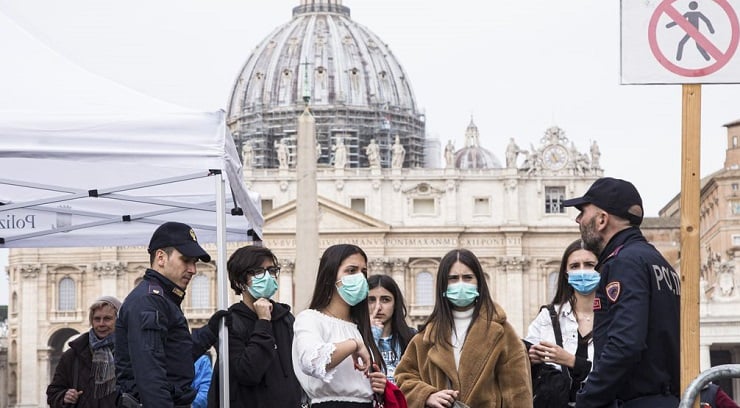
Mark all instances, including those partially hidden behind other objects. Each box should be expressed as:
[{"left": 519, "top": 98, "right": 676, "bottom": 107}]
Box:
[
  {"left": 149, "top": 246, "right": 175, "bottom": 267},
  {"left": 227, "top": 245, "right": 279, "bottom": 295}
]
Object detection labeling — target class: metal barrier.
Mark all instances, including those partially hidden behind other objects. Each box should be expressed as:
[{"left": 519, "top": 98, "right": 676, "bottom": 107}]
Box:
[{"left": 678, "top": 364, "right": 740, "bottom": 407}]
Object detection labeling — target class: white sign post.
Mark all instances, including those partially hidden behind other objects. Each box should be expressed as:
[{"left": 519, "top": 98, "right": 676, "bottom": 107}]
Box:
[
  {"left": 622, "top": 1, "right": 740, "bottom": 403},
  {"left": 621, "top": 0, "right": 740, "bottom": 84}
]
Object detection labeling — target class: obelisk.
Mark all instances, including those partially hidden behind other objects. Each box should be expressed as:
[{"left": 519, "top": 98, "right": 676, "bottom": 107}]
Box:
[{"left": 294, "top": 72, "right": 319, "bottom": 312}]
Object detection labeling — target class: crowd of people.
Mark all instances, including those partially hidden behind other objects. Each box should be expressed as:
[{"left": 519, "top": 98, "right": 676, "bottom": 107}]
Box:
[{"left": 45, "top": 177, "right": 739, "bottom": 407}]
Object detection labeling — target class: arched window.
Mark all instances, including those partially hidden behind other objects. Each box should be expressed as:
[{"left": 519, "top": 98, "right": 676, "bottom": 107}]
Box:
[
  {"left": 415, "top": 271, "right": 434, "bottom": 306},
  {"left": 58, "top": 277, "right": 75, "bottom": 311},
  {"left": 547, "top": 271, "right": 559, "bottom": 302},
  {"left": 191, "top": 274, "right": 210, "bottom": 310}
]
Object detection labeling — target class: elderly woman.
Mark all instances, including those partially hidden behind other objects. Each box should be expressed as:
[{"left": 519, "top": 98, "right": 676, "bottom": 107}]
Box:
[{"left": 47, "top": 295, "right": 121, "bottom": 408}]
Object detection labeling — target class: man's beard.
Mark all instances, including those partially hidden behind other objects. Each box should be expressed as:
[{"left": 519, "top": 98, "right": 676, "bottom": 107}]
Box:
[{"left": 581, "top": 216, "right": 604, "bottom": 256}]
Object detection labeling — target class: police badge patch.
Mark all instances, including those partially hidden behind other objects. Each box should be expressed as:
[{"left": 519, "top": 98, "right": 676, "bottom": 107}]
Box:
[{"left": 606, "top": 281, "right": 621, "bottom": 302}]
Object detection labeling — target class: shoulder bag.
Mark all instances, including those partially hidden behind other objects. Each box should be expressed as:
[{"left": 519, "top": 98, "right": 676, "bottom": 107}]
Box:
[{"left": 532, "top": 304, "right": 573, "bottom": 408}]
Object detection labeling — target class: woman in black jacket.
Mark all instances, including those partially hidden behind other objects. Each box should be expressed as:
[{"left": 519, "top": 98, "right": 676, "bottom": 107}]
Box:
[
  {"left": 47, "top": 296, "right": 121, "bottom": 408},
  {"left": 207, "top": 245, "right": 303, "bottom": 408}
]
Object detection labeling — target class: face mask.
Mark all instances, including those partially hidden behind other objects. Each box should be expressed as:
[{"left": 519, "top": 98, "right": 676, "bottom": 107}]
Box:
[
  {"left": 336, "top": 273, "right": 369, "bottom": 306},
  {"left": 444, "top": 282, "right": 479, "bottom": 308},
  {"left": 568, "top": 270, "right": 600, "bottom": 295},
  {"left": 247, "top": 273, "right": 279, "bottom": 299}
]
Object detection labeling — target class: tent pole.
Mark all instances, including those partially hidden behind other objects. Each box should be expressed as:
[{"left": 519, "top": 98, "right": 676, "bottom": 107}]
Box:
[{"left": 215, "top": 172, "right": 231, "bottom": 408}]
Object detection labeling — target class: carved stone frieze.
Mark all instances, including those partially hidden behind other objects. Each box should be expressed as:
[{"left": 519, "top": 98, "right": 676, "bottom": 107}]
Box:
[
  {"left": 500, "top": 256, "right": 531, "bottom": 272},
  {"left": 368, "top": 257, "right": 389, "bottom": 275},
  {"left": 19, "top": 264, "right": 40, "bottom": 279},
  {"left": 279, "top": 259, "right": 295, "bottom": 275},
  {"left": 390, "top": 258, "right": 407, "bottom": 274},
  {"left": 94, "top": 261, "right": 126, "bottom": 277}
]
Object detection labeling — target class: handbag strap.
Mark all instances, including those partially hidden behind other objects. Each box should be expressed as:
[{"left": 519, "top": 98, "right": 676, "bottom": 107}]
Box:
[
  {"left": 545, "top": 304, "right": 564, "bottom": 347},
  {"left": 545, "top": 304, "right": 570, "bottom": 375}
]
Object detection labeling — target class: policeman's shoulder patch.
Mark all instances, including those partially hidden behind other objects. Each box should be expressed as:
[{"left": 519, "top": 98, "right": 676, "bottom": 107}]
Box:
[
  {"left": 148, "top": 284, "right": 164, "bottom": 296},
  {"left": 606, "top": 281, "right": 621, "bottom": 303}
]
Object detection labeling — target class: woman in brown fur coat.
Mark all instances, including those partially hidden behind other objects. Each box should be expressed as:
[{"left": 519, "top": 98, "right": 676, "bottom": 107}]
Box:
[{"left": 395, "top": 249, "right": 532, "bottom": 408}]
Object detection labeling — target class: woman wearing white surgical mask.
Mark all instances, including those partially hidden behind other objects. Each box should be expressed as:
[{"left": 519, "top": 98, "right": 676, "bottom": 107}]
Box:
[
  {"left": 395, "top": 248, "right": 532, "bottom": 407},
  {"left": 207, "top": 245, "right": 303, "bottom": 408},
  {"left": 524, "top": 239, "right": 600, "bottom": 407}
]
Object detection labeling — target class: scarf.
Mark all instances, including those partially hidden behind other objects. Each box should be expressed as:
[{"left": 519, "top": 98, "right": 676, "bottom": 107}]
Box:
[{"left": 88, "top": 329, "right": 116, "bottom": 399}]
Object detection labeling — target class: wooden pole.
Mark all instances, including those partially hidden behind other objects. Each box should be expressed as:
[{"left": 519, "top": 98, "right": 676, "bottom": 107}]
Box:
[{"left": 680, "top": 83, "right": 701, "bottom": 408}]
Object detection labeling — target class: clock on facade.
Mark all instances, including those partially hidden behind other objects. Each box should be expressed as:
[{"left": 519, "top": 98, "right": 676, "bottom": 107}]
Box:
[{"left": 542, "top": 144, "right": 569, "bottom": 170}]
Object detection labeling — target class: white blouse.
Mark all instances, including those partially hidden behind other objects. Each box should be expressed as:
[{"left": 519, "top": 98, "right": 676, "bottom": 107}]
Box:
[
  {"left": 292, "top": 309, "right": 374, "bottom": 404},
  {"left": 524, "top": 302, "right": 594, "bottom": 370}
]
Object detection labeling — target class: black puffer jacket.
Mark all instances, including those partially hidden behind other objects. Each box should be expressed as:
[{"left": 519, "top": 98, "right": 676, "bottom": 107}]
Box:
[
  {"left": 47, "top": 331, "right": 118, "bottom": 408},
  {"left": 207, "top": 300, "right": 303, "bottom": 408}
]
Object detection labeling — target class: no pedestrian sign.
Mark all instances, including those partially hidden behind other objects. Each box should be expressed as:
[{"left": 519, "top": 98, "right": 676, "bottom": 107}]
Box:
[{"left": 622, "top": 0, "right": 740, "bottom": 84}]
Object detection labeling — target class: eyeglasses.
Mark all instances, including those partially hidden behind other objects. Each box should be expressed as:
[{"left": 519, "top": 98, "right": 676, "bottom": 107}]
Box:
[{"left": 248, "top": 266, "right": 280, "bottom": 279}]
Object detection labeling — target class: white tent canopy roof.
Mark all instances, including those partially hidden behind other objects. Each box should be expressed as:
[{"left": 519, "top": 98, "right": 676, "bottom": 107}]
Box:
[{"left": 0, "top": 110, "right": 263, "bottom": 248}]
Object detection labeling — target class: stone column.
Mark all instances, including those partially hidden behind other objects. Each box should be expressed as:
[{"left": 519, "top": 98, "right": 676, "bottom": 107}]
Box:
[
  {"left": 0, "top": 342, "right": 7, "bottom": 408},
  {"left": 18, "top": 264, "right": 40, "bottom": 408},
  {"left": 700, "top": 343, "right": 712, "bottom": 371},
  {"left": 390, "top": 259, "right": 407, "bottom": 295},
  {"left": 37, "top": 347, "right": 51, "bottom": 405},
  {"left": 500, "top": 256, "right": 528, "bottom": 335}
]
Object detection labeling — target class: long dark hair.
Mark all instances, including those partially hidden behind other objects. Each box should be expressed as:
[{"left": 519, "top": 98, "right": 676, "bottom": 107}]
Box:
[
  {"left": 424, "top": 248, "right": 495, "bottom": 348},
  {"left": 308, "top": 244, "right": 384, "bottom": 370},
  {"left": 551, "top": 239, "right": 597, "bottom": 312},
  {"left": 368, "top": 274, "right": 415, "bottom": 357}
]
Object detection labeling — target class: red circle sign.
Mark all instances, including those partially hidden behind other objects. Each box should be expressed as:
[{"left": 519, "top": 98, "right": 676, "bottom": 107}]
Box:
[{"left": 648, "top": 0, "right": 739, "bottom": 77}]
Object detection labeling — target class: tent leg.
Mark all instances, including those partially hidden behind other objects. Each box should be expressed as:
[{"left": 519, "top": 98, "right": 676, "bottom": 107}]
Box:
[{"left": 215, "top": 173, "right": 230, "bottom": 408}]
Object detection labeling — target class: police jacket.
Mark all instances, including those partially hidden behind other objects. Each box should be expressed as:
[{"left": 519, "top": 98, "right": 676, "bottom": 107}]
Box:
[
  {"left": 207, "top": 300, "right": 303, "bottom": 408},
  {"left": 115, "top": 269, "right": 217, "bottom": 408},
  {"left": 576, "top": 227, "right": 680, "bottom": 407}
]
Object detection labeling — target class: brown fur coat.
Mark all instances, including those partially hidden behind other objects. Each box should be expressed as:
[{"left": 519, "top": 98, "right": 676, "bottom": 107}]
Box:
[{"left": 395, "top": 302, "right": 532, "bottom": 407}]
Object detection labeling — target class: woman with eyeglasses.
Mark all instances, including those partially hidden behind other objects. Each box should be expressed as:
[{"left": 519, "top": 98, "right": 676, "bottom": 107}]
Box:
[
  {"left": 292, "top": 244, "right": 388, "bottom": 408},
  {"left": 207, "top": 245, "right": 303, "bottom": 408}
]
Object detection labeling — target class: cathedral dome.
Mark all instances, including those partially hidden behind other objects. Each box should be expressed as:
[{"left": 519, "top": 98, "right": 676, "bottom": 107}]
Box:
[
  {"left": 455, "top": 118, "right": 502, "bottom": 169},
  {"left": 227, "top": 0, "right": 426, "bottom": 169}
]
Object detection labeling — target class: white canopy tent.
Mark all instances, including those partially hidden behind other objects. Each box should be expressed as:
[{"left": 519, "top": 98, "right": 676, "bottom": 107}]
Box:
[
  {"left": 0, "top": 9, "right": 259, "bottom": 407},
  {"left": 0, "top": 110, "right": 262, "bottom": 247}
]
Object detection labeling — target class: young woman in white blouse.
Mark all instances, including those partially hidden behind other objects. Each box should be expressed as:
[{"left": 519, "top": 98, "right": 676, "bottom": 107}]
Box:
[
  {"left": 524, "top": 239, "right": 600, "bottom": 406},
  {"left": 292, "top": 244, "right": 387, "bottom": 408}
]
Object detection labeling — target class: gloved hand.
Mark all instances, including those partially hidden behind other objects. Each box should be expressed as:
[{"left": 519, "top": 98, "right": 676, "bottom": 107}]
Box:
[{"left": 207, "top": 309, "right": 230, "bottom": 335}]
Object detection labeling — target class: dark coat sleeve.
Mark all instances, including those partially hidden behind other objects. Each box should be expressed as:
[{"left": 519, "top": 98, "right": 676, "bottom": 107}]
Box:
[{"left": 46, "top": 347, "right": 77, "bottom": 408}]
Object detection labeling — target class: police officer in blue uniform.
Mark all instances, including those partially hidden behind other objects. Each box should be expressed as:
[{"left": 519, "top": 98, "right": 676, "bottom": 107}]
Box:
[
  {"left": 115, "top": 221, "right": 228, "bottom": 408},
  {"left": 564, "top": 178, "right": 680, "bottom": 408}
]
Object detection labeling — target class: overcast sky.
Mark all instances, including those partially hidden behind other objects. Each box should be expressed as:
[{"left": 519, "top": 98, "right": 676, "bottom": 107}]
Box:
[{"left": 1, "top": 0, "right": 740, "bottom": 303}]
